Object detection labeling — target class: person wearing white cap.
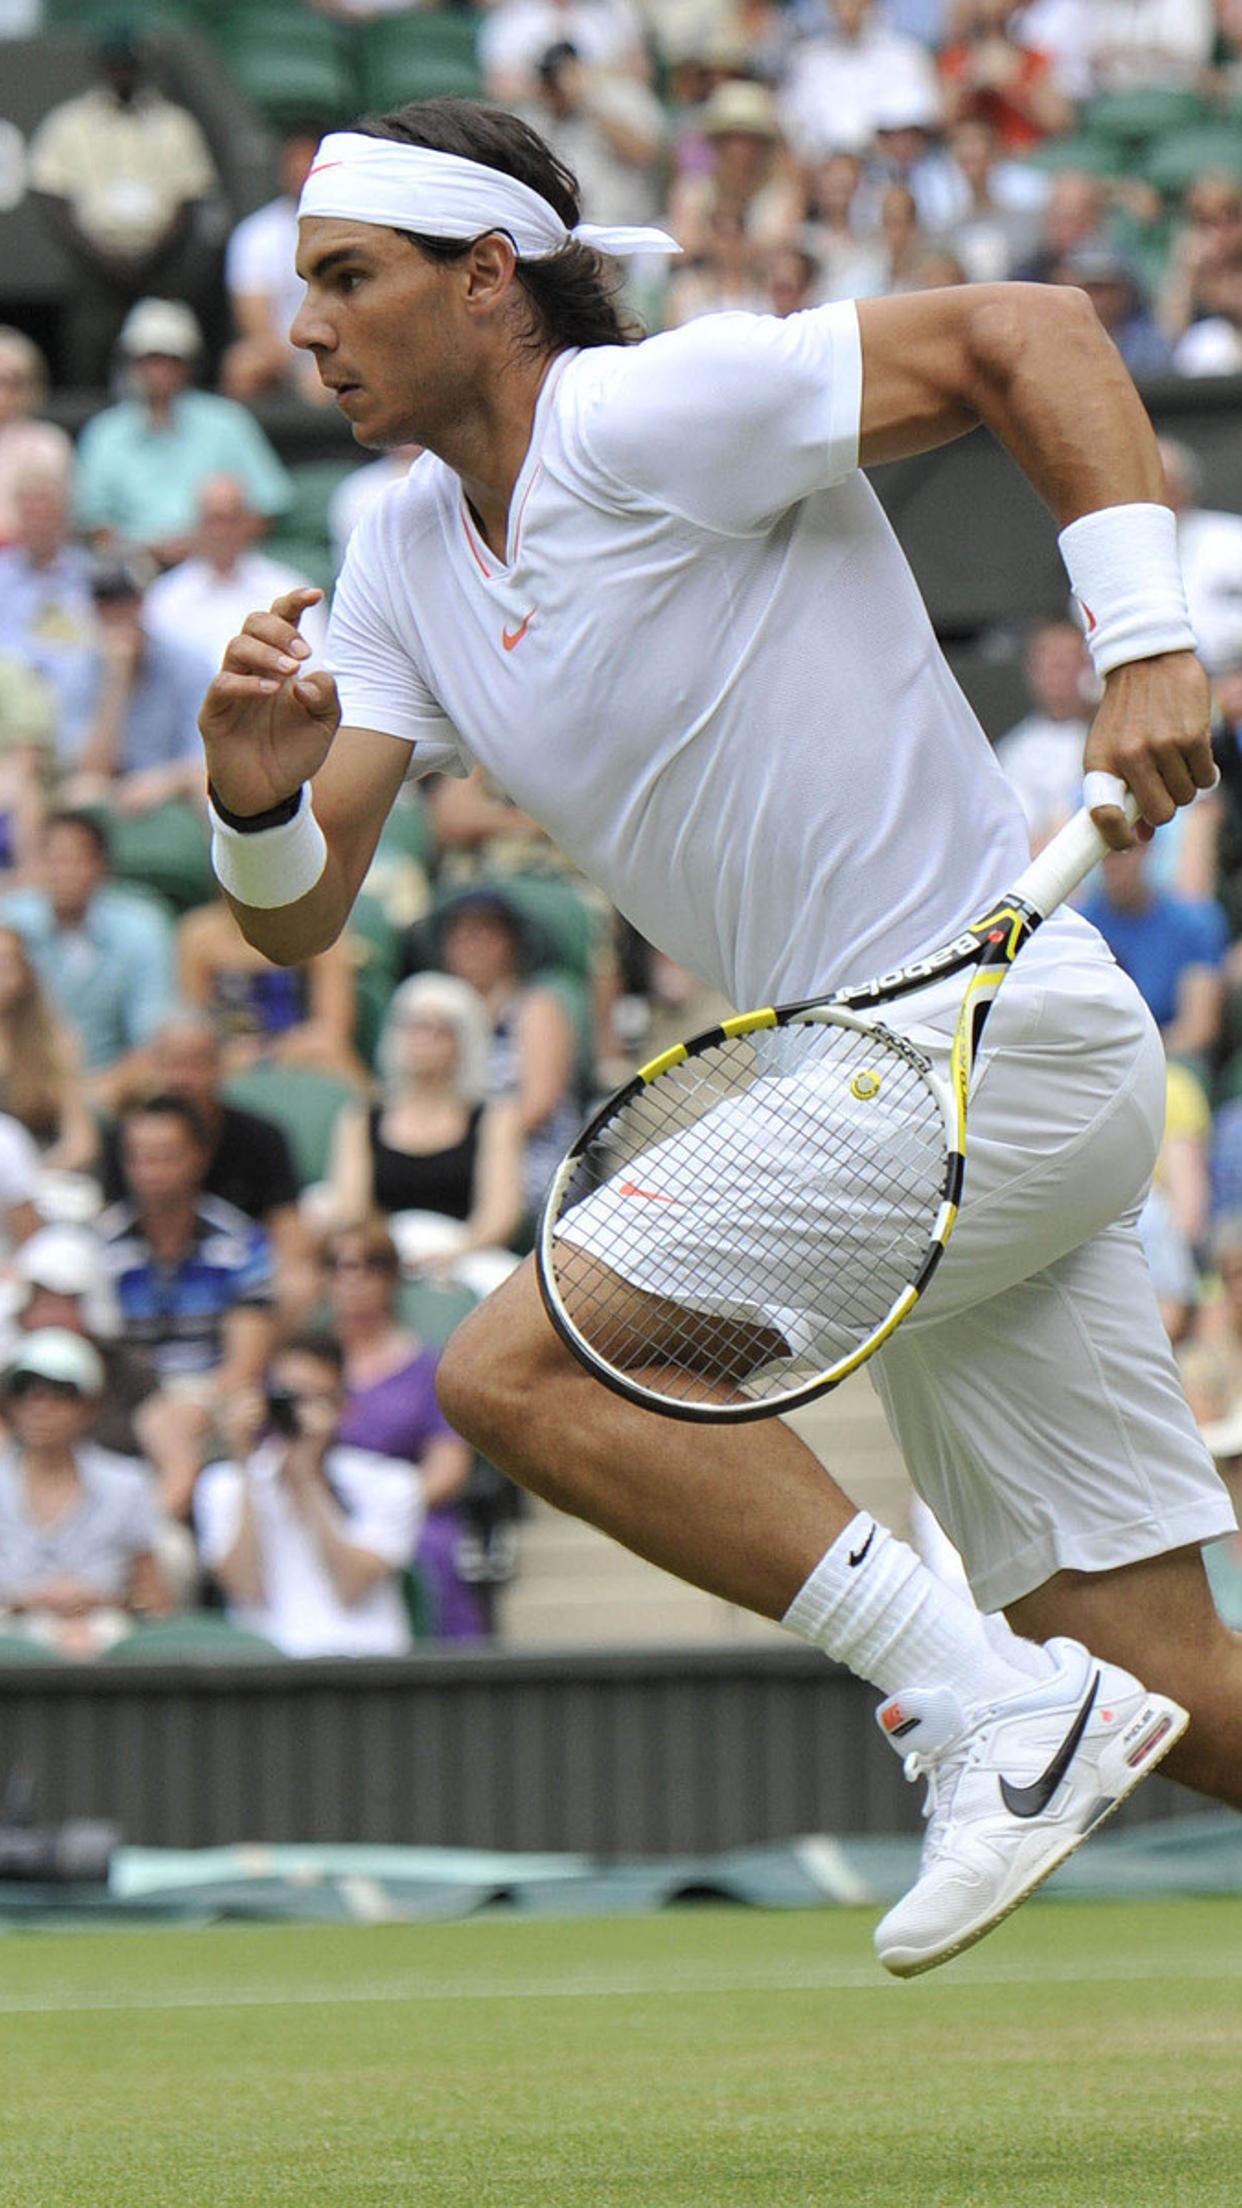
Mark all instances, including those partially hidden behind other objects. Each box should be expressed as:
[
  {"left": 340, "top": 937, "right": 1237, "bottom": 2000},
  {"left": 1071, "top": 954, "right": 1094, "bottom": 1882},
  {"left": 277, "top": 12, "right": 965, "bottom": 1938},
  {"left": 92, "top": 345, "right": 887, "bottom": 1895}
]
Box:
[
  {"left": 0, "top": 1327, "right": 171, "bottom": 1655},
  {"left": 74, "top": 301, "right": 292, "bottom": 569},
  {"left": 199, "top": 95, "right": 1230, "bottom": 1977}
]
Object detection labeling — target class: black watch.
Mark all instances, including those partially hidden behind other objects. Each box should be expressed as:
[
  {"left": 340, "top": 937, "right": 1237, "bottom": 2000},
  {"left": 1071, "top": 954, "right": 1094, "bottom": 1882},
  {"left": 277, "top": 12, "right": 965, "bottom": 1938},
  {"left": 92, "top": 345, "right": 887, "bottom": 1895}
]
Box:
[{"left": 208, "top": 782, "right": 304, "bottom": 834}]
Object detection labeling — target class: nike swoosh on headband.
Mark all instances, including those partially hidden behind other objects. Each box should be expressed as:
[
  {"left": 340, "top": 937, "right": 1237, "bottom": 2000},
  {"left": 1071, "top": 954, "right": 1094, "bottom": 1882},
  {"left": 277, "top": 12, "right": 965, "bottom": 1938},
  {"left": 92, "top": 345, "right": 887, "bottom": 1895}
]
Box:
[{"left": 998, "top": 1671, "right": 1100, "bottom": 1818}]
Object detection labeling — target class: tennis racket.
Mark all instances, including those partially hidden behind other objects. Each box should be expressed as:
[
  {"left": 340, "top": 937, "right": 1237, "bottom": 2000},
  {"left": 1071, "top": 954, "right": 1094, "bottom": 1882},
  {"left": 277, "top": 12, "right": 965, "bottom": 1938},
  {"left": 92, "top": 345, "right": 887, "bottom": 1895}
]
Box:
[{"left": 536, "top": 794, "right": 1139, "bottom": 1422}]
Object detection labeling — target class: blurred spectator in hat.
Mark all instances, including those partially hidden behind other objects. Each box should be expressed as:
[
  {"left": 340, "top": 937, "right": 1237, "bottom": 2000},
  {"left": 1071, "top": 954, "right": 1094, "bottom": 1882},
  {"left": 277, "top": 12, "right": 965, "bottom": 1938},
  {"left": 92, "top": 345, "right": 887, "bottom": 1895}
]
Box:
[
  {"left": 1052, "top": 243, "right": 1174, "bottom": 379},
  {"left": 779, "top": 0, "right": 941, "bottom": 162},
  {"left": 480, "top": 0, "right": 650, "bottom": 104},
  {"left": 437, "top": 887, "right": 582, "bottom": 1218},
  {"left": 941, "top": 117, "right": 1046, "bottom": 281},
  {"left": 65, "top": 553, "right": 212, "bottom": 814},
  {"left": 0, "top": 1328, "right": 172, "bottom": 1656},
  {"left": 1158, "top": 171, "right": 1242, "bottom": 355},
  {"left": 325, "top": 973, "right": 523, "bottom": 1285},
  {"left": 937, "top": 0, "right": 1074, "bottom": 152},
  {"left": 194, "top": 1329, "right": 422, "bottom": 1658},
  {"left": 1, "top": 1224, "right": 149, "bottom": 1458},
  {"left": 97, "top": 1011, "right": 312, "bottom": 1301},
  {"left": 222, "top": 124, "right": 330, "bottom": 406},
  {"left": 519, "top": 41, "right": 667, "bottom": 232},
  {"left": 0, "top": 924, "right": 96, "bottom": 1175},
  {"left": 26, "top": 25, "right": 218, "bottom": 387},
  {"left": 177, "top": 893, "right": 366, "bottom": 1088},
  {"left": 323, "top": 1217, "right": 486, "bottom": 1639},
  {"left": 1160, "top": 438, "right": 1242, "bottom": 679},
  {"left": 0, "top": 810, "right": 176, "bottom": 1108},
  {"left": 144, "top": 475, "right": 328, "bottom": 677},
  {"left": 665, "top": 205, "right": 771, "bottom": 324},
  {"left": 0, "top": 470, "right": 100, "bottom": 768},
  {"left": 100, "top": 1093, "right": 276, "bottom": 1515},
  {"left": 75, "top": 299, "right": 291, "bottom": 569},
  {"left": 668, "top": 79, "right": 798, "bottom": 262},
  {"left": 993, "top": 617, "right": 1095, "bottom": 851},
  {"left": 0, "top": 329, "right": 71, "bottom": 548}
]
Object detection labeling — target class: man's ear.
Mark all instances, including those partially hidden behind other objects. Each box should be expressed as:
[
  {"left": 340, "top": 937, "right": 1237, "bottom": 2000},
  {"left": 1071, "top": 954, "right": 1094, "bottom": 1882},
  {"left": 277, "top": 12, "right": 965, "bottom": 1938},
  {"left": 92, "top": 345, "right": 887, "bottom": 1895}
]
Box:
[{"left": 463, "top": 231, "right": 520, "bottom": 314}]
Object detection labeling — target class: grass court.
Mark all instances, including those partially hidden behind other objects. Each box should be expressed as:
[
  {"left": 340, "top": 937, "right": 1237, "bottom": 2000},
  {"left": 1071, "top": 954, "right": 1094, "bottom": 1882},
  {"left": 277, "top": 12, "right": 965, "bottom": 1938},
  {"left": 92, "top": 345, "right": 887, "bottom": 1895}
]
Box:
[{"left": 1, "top": 1897, "right": 1238, "bottom": 2207}]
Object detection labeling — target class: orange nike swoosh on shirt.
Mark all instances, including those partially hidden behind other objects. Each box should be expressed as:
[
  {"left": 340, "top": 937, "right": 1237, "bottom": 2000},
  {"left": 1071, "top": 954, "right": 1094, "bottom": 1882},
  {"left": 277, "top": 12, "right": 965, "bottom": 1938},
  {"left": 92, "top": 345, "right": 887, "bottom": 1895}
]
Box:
[{"left": 502, "top": 614, "right": 534, "bottom": 651}]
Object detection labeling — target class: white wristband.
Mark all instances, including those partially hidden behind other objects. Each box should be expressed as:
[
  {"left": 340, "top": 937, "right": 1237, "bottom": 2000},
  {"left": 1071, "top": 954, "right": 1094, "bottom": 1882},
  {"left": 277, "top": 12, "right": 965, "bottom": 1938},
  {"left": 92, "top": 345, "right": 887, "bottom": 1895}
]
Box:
[
  {"left": 209, "top": 785, "right": 328, "bottom": 910},
  {"left": 1058, "top": 502, "right": 1196, "bottom": 679}
]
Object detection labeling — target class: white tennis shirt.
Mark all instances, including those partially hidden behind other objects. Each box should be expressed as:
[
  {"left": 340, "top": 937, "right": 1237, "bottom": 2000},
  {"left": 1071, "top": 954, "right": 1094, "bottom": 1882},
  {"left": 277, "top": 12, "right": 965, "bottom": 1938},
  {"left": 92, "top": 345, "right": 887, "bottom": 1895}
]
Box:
[{"left": 327, "top": 303, "right": 1038, "bottom": 1009}]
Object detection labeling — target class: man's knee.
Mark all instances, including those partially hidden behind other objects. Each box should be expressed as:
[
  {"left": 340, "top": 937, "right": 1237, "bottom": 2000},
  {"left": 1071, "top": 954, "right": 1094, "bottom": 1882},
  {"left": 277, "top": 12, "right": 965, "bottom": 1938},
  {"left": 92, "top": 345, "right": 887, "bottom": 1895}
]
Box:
[{"left": 435, "top": 1265, "right": 559, "bottom": 1454}]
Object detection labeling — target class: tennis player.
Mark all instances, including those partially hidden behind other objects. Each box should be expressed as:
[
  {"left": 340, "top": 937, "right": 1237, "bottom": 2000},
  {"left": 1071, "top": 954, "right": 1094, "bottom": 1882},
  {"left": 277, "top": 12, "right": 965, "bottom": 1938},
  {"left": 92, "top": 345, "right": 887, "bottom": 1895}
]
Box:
[{"left": 198, "top": 103, "right": 1240, "bottom": 1975}]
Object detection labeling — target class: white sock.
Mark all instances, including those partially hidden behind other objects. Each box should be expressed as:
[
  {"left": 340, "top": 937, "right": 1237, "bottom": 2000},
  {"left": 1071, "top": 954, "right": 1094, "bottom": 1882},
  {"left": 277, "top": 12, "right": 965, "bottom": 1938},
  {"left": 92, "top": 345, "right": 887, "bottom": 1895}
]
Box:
[{"left": 782, "top": 1512, "right": 1057, "bottom": 1703}]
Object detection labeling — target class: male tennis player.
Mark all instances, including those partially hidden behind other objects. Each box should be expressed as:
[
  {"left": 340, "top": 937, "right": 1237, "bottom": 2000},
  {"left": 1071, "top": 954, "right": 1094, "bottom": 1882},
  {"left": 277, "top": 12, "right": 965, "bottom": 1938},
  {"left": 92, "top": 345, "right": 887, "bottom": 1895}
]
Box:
[{"left": 198, "top": 102, "right": 1240, "bottom": 1976}]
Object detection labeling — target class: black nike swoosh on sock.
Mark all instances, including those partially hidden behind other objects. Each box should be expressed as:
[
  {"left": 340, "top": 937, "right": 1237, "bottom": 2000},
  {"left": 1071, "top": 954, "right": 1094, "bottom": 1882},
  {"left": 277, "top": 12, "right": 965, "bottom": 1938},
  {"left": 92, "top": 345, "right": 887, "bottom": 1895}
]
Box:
[
  {"left": 847, "top": 1524, "right": 876, "bottom": 1568},
  {"left": 998, "top": 1671, "right": 1101, "bottom": 1818}
]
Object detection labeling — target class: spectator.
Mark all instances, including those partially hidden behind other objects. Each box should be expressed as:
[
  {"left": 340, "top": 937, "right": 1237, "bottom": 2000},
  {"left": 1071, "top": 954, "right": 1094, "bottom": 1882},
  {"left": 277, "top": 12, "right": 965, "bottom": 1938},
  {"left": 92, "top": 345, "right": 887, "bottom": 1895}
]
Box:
[
  {"left": 437, "top": 887, "right": 583, "bottom": 1216},
  {"left": 1052, "top": 244, "right": 1174, "bottom": 379},
  {"left": 520, "top": 41, "right": 667, "bottom": 231},
  {"left": 99, "top": 1094, "right": 276, "bottom": 1512},
  {"left": 1016, "top": 165, "right": 1108, "bottom": 282},
  {"left": 0, "top": 469, "right": 100, "bottom": 768},
  {"left": 326, "top": 973, "right": 523, "bottom": 1284},
  {"left": 766, "top": 241, "right": 824, "bottom": 317},
  {"left": 1042, "top": 0, "right": 1214, "bottom": 97},
  {"left": 75, "top": 299, "right": 291, "bottom": 568},
  {"left": 0, "top": 656, "right": 53, "bottom": 882},
  {"left": 1157, "top": 171, "right": 1242, "bottom": 354},
  {"left": 0, "top": 329, "right": 71, "bottom": 546},
  {"left": 0, "top": 924, "right": 96, "bottom": 1174},
  {"left": 324, "top": 1217, "right": 484, "bottom": 1639},
  {"left": 993, "top": 617, "right": 1094, "bottom": 848},
  {"left": 668, "top": 80, "right": 797, "bottom": 262},
  {"left": 328, "top": 445, "right": 421, "bottom": 567},
  {"left": 801, "top": 150, "right": 888, "bottom": 302},
  {"left": 779, "top": 0, "right": 942, "bottom": 162},
  {"left": 941, "top": 117, "right": 1045, "bottom": 281},
  {"left": 871, "top": 184, "right": 930, "bottom": 296},
  {"left": 863, "top": 84, "right": 961, "bottom": 234},
  {"left": 937, "top": 0, "right": 1075, "bottom": 150},
  {"left": 177, "top": 894, "right": 365, "bottom": 1085},
  {"left": 0, "top": 1328, "right": 171, "bottom": 1656},
  {"left": 480, "top": 0, "right": 649, "bottom": 104},
  {"left": 26, "top": 27, "right": 217, "bottom": 386},
  {"left": 1160, "top": 438, "right": 1242, "bottom": 676},
  {"left": 1172, "top": 271, "right": 1242, "bottom": 378},
  {"left": 0, "top": 1224, "right": 149, "bottom": 1457},
  {"left": 0, "top": 811, "right": 176, "bottom": 1105},
  {"left": 194, "top": 1331, "right": 422, "bottom": 1657},
  {"left": 665, "top": 205, "right": 770, "bottom": 324},
  {"left": 68, "top": 555, "right": 212, "bottom": 813},
  {"left": 144, "top": 475, "right": 329, "bottom": 676},
  {"left": 1080, "top": 841, "right": 1228, "bottom": 1070},
  {"left": 0, "top": 1107, "right": 40, "bottom": 1253},
  {"left": 222, "top": 124, "right": 327, "bottom": 405}
]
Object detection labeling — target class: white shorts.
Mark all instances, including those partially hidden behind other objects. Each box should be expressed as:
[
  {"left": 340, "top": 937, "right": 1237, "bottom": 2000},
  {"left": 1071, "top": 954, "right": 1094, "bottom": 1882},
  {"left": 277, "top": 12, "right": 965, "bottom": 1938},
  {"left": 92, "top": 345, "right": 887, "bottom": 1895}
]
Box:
[{"left": 567, "top": 913, "right": 1238, "bottom": 1608}]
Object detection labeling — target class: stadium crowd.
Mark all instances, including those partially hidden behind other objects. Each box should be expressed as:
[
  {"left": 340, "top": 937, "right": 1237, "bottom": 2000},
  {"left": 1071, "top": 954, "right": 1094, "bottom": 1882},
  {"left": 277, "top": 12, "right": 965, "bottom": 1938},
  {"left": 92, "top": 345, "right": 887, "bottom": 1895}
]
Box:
[{"left": 0, "top": 0, "right": 1241, "bottom": 1655}]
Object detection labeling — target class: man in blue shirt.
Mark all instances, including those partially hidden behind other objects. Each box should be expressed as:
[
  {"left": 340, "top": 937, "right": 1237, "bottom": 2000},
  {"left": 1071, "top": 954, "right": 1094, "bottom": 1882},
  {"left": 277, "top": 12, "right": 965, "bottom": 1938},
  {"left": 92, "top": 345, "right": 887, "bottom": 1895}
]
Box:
[
  {"left": 70, "top": 555, "right": 214, "bottom": 808},
  {"left": 75, "top": 300, "right": 291, "bottom": 567},
  {"left": 0, "top": 471, "right": 99, "bottom": 767},
  {"left": 1081, "top": 837, "right": 1228, "bottom": 1066},
  {"left": 0, "top": 810, "right": 175, "bottom": 1102}
]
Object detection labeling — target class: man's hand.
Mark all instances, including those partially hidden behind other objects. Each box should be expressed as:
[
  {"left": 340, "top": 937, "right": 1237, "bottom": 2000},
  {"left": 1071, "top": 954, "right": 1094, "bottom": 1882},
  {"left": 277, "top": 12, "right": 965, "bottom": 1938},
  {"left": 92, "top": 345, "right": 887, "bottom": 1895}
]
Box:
[
  {"left": 199, "top": 587, "right": 341, "bottom": 818},
  {"left": 1082, "top": 649, "right": 1215, "bottom": 849}
]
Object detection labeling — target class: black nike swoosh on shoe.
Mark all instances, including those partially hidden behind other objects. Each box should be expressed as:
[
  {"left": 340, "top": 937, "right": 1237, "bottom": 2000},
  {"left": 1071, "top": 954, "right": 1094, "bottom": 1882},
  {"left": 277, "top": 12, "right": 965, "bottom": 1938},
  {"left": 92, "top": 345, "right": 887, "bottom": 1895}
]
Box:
[
  {"left": 998, "top": 1671, "right": 1101, "bottom": 1818},
  {"left": 848, "top": 1524, "right": 876, "bottom": 1568}
]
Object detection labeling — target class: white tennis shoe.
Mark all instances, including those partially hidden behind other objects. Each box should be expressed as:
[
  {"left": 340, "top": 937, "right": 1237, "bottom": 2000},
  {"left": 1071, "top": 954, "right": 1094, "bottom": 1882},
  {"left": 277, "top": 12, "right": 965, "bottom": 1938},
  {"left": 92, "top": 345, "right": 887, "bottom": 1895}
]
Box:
[{"left": 873, "top": 1636, "right": 1188, "bottom": 1978}]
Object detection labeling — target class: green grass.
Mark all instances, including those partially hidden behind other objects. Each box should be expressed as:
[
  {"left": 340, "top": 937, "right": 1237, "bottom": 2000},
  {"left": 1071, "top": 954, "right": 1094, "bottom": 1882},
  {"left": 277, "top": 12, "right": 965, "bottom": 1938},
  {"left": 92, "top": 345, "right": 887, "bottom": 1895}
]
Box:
[{"left": 0, "top": 1900, "right": 1238, "bottom": 2207}]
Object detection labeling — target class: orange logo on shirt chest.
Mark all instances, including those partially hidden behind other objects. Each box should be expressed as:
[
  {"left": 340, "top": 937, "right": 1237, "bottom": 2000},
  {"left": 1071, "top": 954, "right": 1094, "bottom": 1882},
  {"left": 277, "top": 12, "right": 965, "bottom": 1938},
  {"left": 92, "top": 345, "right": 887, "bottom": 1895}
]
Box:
[{"left": 502, "top": 613, "right": 534, "bottom": 651}]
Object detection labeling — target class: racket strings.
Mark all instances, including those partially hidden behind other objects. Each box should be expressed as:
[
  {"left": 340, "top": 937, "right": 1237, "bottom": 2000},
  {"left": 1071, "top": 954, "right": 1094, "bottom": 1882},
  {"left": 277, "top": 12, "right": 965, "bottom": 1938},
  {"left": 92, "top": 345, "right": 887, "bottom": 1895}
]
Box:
[{"left": 550, "top": 1018, "right": 949, "bottom": 1406}]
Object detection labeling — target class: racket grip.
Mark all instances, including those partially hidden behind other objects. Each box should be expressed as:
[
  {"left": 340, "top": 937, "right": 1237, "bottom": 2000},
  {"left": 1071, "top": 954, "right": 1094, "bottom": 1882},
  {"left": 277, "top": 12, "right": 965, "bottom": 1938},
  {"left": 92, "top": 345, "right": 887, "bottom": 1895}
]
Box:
[{"left": 1012, "top": 790, "right": 1142, "bottom": 919}]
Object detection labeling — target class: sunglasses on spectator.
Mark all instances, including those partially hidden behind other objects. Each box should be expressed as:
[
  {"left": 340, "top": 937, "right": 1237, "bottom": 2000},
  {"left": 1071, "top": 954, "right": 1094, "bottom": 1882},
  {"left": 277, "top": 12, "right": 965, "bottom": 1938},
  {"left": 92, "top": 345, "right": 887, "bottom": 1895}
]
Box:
[{"left": 4, "top": 1372, "right": 86, "bottom": 1401}]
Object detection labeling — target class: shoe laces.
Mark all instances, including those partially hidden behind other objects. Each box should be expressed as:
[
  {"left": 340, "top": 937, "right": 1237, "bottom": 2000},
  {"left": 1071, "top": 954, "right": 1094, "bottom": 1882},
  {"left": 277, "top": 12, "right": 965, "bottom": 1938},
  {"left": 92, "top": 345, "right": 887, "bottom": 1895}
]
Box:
[{"left": 903, "top": 1737, "right": 979, "bottom": 1865}]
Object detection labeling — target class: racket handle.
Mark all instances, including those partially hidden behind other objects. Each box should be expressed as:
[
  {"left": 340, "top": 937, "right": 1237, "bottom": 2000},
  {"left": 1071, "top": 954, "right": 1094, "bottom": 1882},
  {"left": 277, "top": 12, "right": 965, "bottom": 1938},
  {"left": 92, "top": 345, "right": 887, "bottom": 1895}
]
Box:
[{"left": 1012, "top": 789, "right": 1142, "bottom": 919}]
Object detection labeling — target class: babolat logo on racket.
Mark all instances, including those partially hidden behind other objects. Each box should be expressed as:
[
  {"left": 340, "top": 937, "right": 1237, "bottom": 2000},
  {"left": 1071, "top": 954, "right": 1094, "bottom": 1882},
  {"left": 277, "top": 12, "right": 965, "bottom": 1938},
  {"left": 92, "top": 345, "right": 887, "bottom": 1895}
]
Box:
[{"left": 836, "top": 930, "right": 979, "bottom": 1004}]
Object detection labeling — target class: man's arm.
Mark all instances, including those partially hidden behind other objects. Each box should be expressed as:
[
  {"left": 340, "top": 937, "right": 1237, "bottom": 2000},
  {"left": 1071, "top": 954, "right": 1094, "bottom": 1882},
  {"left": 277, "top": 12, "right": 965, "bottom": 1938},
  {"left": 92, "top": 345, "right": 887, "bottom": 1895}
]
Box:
[{"left": 855, "top": 284, "right": 1214, "bottom": 840}]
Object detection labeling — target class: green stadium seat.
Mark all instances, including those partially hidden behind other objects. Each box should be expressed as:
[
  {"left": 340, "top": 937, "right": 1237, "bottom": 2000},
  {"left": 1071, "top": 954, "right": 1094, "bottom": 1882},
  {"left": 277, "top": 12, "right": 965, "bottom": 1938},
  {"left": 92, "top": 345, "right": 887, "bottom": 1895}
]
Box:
[
  {"left": 44, "top": 0, "right": 201, "bottom": 26},
  {"left": 0, "top": 1631, "right": 66, "bottom": 1664},
  {"left": 99, "top": 800, "right": 216, "bottom": 916},
  {"left": 1146, "top": 126, "right": 1242, "bottom": 199},
  {"left": 222, "top": 1063, "right": 360, "bottom": 1185},
  {"left": 214, "top": 4, "right": 357, "bottom": 123},
  {"left": 1085, "top": 89, "right": 1211, "bottom": 152},
  {"left": 100, "top": 1616, "right": 286, "bottom": 1663},
  {"left": 397, "top": 1275, "right": 478, "bottom": 1348},
  {"left": 1022, "top": 132, "right": 1124, "bottom": 178},
  {"left": 359, "top": 9, "right": 482, "bottom": 110},
  {"left": 402, "top": 1561, "right": 438, "bottom": 1640},
  {"left": 267, "top": 459, "right": 362, "bottom": 593}
]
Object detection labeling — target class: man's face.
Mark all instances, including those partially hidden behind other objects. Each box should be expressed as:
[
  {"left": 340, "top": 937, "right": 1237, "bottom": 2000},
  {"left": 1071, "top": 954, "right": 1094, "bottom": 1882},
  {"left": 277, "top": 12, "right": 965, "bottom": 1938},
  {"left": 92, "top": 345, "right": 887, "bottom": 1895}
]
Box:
[
  {"left": 15, "top": 478, "right": 68, "bottom": 560},
  {"left": 120, "top": 1115, "right": 207, "bottom": 1211},
  {"left": 269, "top": 1350, "right": 342, "bottom": 1441},
  {"left": 1026, "top": 623, "right": 1090, "bottom": 719},
  {"left": 5, "top": 1375, "right": 94, "bottom": 1448},
  {"left": 44, "top": 824, "right": 107, "bottom": 922},
  {"left": 292, "top": 219, "right": 479, "bottom": 451},
  {"left": 132, "top": 353, "right": 191, "bottom": 406},
  {"left": 197, "top": 481, "right": 256, "bottom": 569}
]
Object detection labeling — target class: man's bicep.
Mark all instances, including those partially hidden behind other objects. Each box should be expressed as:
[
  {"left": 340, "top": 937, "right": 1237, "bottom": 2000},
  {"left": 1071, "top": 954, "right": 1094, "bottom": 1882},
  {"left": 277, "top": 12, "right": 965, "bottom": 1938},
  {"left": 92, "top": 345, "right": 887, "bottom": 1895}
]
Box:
[{"left": 855, "top": 289, "right": 994, "bottom": 467}]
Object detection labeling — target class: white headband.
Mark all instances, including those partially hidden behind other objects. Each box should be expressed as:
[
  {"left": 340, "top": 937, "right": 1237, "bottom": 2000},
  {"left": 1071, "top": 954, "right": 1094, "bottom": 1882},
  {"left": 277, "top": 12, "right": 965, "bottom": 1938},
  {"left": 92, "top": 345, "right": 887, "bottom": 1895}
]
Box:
[{"left": 299, "top": 131, "right": 681, "bottom": 260}]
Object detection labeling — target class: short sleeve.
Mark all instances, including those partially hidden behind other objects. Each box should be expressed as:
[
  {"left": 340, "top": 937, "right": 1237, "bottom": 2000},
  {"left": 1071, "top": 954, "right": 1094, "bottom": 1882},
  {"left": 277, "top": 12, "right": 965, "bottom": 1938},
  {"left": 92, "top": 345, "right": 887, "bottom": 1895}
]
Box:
[
  {"left": 333, "top": 1451, "right": 423, "bottom": 1566},
  {"left": 232, "top": 1223, "right": 275, "bottom": 1307},
  {"left": 568, "top": 306, "right": 863, "bottom": 538},
  {"left": 327, "top": 525, "right": 468, "bottom": 779}
]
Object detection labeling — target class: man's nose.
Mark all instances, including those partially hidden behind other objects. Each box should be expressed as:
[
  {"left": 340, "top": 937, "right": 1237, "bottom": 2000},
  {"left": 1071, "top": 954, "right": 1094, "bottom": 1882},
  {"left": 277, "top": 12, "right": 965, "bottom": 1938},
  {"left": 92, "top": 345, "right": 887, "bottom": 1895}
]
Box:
[{"left": 289, "top": 296, "right": 332, "bottom": 354}]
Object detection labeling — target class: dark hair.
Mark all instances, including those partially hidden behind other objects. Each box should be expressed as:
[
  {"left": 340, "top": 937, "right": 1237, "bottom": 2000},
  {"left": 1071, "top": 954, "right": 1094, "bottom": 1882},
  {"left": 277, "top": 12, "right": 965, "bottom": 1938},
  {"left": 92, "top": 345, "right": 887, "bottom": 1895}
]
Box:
[
  {"left": 45, "top": 810, "right": 111, "bottom": 865},
  {"left": 275, "top": 1329, "right": 345, "bottom": 1377},
  {"left": 120, "top": 1092, "right": 210, "bottom": 1147},
  {"left": 356, "top": 98, "right": 640, "bottom": 354}
]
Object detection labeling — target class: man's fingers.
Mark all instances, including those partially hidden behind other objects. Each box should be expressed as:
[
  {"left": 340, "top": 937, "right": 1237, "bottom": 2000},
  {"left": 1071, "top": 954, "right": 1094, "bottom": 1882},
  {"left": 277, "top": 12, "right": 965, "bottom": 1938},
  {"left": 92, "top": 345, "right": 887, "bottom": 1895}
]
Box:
[
  {"left": 269, "top": 586, "right": 323, "bottom": 624},
  {"left": 1088, "top": 801, "right": 1137, "bottom": 852},
  {"left": 239, "top": 610, "right": 313, "bottom": 658},
  {"left": 225, "top": 632, "right": 307, "bottom": 681},
  {"left": 291, "top": 670, "right": 339, "bottom": 718},
  {"left": 204, "top": 669, "right": 281, "bottom": 708}
]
